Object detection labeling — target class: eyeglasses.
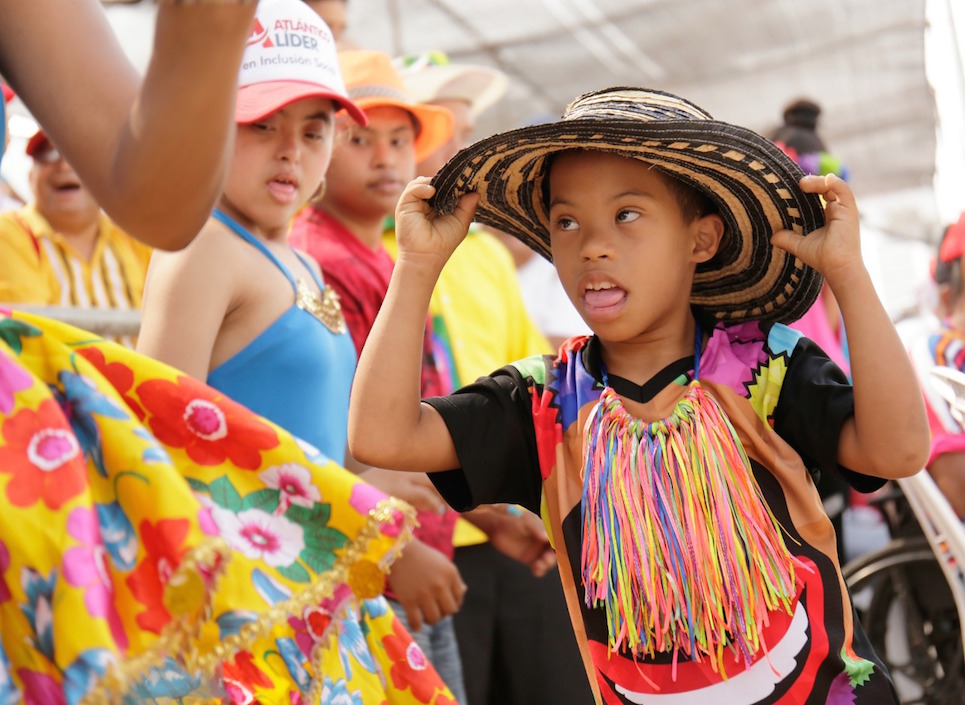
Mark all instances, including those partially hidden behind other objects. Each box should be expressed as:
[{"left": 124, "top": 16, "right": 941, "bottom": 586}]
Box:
[{"left": 32, "top": 147, "right": 63, "bottom": 165}]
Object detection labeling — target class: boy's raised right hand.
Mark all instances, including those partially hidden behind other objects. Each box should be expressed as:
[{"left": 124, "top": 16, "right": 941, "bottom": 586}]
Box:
[
  {"left": 387, "top": 538, "right": 467, "bottom": 632},
  {"left": 395, "top": 177, "right": 480, "bottom": 270}
]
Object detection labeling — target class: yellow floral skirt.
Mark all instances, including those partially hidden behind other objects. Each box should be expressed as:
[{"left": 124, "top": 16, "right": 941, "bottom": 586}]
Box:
[{"left": 0, "top": 311, "right": 456, "bottom": 705}]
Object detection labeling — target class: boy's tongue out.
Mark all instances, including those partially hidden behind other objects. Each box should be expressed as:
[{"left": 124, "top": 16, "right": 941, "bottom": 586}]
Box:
[{"left": 584, "top": 286, "right": 626, "bottom": 310}]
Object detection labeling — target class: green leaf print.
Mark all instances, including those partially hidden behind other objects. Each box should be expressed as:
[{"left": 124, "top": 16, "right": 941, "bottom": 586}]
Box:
[
  {"left": 0, "top": 319, "right": 42, "bottom": 355},
  {"left": 303, "top": 525, "right": 348, "bottom": 554},
  {"left": 242, "top": 488, "right": 281, "bottom": 513},
  {"left": 186, "top": 477, "right": 209, "bottom": 494},
  {"left": 209, "top": 476, "right": 243, "bottom": 512},
  {"left": 277, "top": 561, "right": 311, "bottom": 584},
  {"left": 285, "top": 502, "right": 331, "bottom": 526},
  {"left": 300, "top": 548, "right": 336, "bottom": 574}
]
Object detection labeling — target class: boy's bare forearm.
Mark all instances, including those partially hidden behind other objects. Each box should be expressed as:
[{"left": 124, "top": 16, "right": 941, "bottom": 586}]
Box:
[
  {"left": 349, "top": 257, "right": 454, "bottom": 471},
  {"left": 828, "top": 264, "right": 930, "bottom": 477}
]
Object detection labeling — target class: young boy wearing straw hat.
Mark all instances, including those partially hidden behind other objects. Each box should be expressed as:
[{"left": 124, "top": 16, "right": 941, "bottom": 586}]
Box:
[{"left": 348, "top": 87, "right": 930, "bottom": 704}]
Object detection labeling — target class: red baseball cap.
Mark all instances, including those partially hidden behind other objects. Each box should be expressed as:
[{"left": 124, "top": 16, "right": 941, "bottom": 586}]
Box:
[
  {"left": 1, "top": 85, "right": 13, "bottom": 104},
  {"left": 939, "top": 212, "right": 965, "bottom": 263},
  {"left": 25, "top": 130, "right": 51, "bottom": 158},
  {"left": 235, "top": 0, "right": 366, "bottom": 126}
]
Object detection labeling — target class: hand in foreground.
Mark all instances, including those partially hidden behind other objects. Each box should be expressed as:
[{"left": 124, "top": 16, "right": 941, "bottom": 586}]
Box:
[
  {"left": 771, "top": 173, "right": 863, "bottom": 285},
  {"left": 387, "top": 539, "right": 466, "bottom": 632},
  {"left": 466, "top": 505, "right": 557, "bottom": 577},
  {"left": 394, "top": 177, "right": 480, "bottom": 267},
  {"left": 360, "top": 467, "right": 446, "bottom": 514}
]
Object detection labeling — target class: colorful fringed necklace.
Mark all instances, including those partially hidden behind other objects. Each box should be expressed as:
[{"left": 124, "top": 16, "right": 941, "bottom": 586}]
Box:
[{"left": 580, "top": 326, "right": 797, "bottom": 676}]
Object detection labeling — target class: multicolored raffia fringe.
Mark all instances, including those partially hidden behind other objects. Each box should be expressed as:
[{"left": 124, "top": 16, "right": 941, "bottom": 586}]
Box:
[{"left": 580, "top": 381, "right": 797, "bottom": 676}]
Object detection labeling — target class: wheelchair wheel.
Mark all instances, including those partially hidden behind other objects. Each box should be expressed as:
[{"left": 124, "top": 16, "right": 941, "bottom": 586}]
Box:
[{"left": 843, "top": 537, "right": 964, "bottom": 704}]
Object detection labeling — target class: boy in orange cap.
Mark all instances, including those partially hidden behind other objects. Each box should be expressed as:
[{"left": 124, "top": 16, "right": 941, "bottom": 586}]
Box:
[{"left": 288, "top": 49, "right": 472, "bottom": 702}]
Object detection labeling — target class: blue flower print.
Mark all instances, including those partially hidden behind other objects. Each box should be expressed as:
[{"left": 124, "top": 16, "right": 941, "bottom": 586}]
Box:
[
  {"left": 361, "top": 596, "right": 388, "bottom": 619},
  {"left": 0, "top": 641, "right": 20, "bottom": 705},
  {"left": 336, "top": 613, "right": 376, "bottom": 678},
  {"left": 321, "top": 676, "right": 363, "bottom": 705},
  {"left": 216, "top": 610, "right": 259, "bottom": 639},
  {"left": 252, "top": 567, "right": 292, "bottom": 606},
  {"left": 123, "top": 657, "right": 204, "bottom": 703},
  {"left": 54, "top": 369, "right": 129, "bottom": 476},
  {"left": 276, "top": 638, "right": 312, "bottom": 692},
  {"left": 63, "top": 649, "right": 113, "bottom": 705},
  {"left": 20, "top": 567, "right": 56, "bottom": 660},
  {"left": 95, "top": 502, "right": 138, "bottom": 570},
  {"left": 133, "top": 427, "right": 171, "bottom": 465}
]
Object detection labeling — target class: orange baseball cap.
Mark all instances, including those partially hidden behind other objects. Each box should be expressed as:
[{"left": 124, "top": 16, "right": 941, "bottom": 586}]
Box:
[{"left": 338, "top": 50, "right": 454, "bottom": 162}]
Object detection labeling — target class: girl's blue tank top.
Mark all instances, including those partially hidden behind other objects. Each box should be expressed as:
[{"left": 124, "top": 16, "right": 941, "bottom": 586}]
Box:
[{"left": 207, "top": 209, "right": 356, "bottom": 465}]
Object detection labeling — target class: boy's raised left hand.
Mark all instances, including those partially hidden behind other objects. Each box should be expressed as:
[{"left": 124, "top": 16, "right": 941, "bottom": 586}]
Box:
[
  {"left": 771, "top": 174, "right": 864, "bottom": 286},
  {"left": 395, "top": 177, "right": 480, "bottom": 270}
]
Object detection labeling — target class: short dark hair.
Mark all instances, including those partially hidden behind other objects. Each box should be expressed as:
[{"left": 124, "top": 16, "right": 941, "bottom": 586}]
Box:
[
  {"left": 650, "top": 166, "right": 718, "bottom": 223},
  {"left": 543, "top": 150, "right": 717, "bottom": 224}
]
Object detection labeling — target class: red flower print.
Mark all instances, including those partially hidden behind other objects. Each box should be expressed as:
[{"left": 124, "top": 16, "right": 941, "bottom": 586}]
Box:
[
  {"left": 77, "top": 347, "right": 145, "bottom": 420},
  {"left": 223, "top": 650, "right": 273, "bottom": 700},
  {"left": 136, "top": 376, "right": 278, "bottom": 470},
  {"left": 0, "top": 398, "right": 88, "bottom": 509},
  {"left": 382, "top": 618, "right": 445, "bottom": 703},
  {"left": 125, "top": 517, "right": 190, "bottom": 633}
]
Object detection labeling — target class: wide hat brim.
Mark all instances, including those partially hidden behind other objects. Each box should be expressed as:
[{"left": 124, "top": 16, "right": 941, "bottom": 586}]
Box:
[
  {"left": 352, "top": 96, "right": 453, "bottom": 163},
  {"left": 429, "top": 88, "right": 826, "bottom": 324},
  {"left": 236, "top": 81, "right": 368, "bottom": 127}
]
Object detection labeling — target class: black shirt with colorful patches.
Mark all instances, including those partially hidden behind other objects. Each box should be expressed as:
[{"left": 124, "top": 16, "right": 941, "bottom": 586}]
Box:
[{"left": 427, "top": 320, "right": 898, "bottom": 705}]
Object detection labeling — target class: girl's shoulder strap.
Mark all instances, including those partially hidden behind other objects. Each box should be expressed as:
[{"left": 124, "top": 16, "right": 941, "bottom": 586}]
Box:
[{"left": 212, "top": 209, "right": 297, "bottom": 291}]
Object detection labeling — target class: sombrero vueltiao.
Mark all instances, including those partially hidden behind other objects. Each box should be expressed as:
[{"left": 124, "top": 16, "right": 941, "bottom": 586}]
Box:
[{"left": 429, "top": 87, "right": 826, "bottom": 324}]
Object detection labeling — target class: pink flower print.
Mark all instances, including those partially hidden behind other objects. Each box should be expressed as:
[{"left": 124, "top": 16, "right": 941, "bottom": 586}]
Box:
[
  {"left": 213, "top": 507, "right": 305, "bottom": 567},
  {"left": 405, "top": 641, "right": 429, "bottom": 672},
  {"left": 349, "top": 480, "right": 388, "bottom": 515},
  {"left": 17, "top": 668, "right": 66, "bottom": 705},
  {"left": 0, "top": 351, "right": 33, "bottom": 414},
  {"left": 259, "top": 464, "right": 321, "bottom": 510},
  {"left": 193, "top": 493, "right": 220, "bottom": 537},
  {"left": 62, "top": 507, "right": 128, "bottom": 649},
  {"left": 222, "top": 678, "right": 255, "bottom": 705},
  {"left": 0, "top": 539, "right": 10, "bottom": 603}
]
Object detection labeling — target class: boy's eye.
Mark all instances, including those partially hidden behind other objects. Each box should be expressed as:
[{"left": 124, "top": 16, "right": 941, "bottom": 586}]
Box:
[
  {"left": 616, "top": 209, "right": 640, "bottom": 223},
  {"left": 252, "top": 122, "right": 272, "bottom": 132},
  {"left": 556, "top": 217, "right": 578, "bottom": 231}
]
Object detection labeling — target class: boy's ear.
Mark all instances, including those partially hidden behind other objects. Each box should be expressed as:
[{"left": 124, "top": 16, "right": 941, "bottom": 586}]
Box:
[{"left": 692, "top": 213, "right": 725, "bottom": 264}]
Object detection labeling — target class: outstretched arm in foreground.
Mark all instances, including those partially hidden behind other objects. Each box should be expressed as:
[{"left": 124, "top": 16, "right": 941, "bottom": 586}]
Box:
[
  {"left": 772, "top": 174, "right": 930, "bottom": 478},
  {"left": 0, "top": 0, "right": 256, "bottom": 250},
  {"left": 348, "top": 177, "right": 479, "bottom": 472}
]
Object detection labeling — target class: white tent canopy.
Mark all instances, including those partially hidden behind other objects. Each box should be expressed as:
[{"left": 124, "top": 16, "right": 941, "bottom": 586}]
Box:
[{"left": 4, "top": 0, "right": 964, "bottom": 311}]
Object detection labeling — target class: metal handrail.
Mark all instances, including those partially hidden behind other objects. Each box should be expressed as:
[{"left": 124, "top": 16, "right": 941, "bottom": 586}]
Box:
[
  {"left": 919, "top": 366, "right": 965, "bottom": 669},
  {"left": 0, "top": 304, "right": 141, "bottom": 337}
]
